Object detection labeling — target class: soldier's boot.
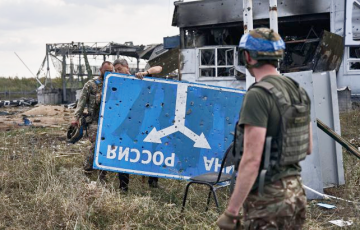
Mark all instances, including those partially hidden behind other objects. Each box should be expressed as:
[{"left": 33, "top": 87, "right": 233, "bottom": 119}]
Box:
[
  {"left": 83, "top": 154, "right": 94, "bottom": 173},
  {"left": 118, "top": 173, "right": 129, "bottom": 192},
  {"left": 148, "top": 177, "right": 159, "bottom": 188}
]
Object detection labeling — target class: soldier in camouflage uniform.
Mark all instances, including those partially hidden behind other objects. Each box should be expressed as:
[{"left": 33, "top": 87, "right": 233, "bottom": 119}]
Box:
[
  {"left": 216, "top": 28, "right": 313, "bottom": 230},
  {"left": 73, "top": 61, "right": 114, "bottom": 177}
]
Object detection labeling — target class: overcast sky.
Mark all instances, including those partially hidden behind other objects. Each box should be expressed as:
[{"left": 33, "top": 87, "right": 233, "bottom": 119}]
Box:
[{"left": 0, "top": 0, "right": 180, "bottom": 78}]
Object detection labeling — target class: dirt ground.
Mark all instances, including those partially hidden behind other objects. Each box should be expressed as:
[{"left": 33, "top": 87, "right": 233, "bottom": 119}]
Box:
[
  {"left": 0, "top": 105, "right": 73, "bottom": 130},
  {"left": 1, "top": 106, "right": 360, "bottom": 229}
]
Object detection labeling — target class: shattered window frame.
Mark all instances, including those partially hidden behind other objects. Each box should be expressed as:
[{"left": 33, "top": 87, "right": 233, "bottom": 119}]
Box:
[
  {"left": 197, "top": 46, "right": 236, "bottom": 80},
  {"left": 345, "top": 47, "right": 360, "bottom": 74}
]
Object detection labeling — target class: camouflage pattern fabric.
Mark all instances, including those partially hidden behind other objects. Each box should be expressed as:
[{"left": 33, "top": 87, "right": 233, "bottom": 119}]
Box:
[
  {"left": 250, "top": 28, "right": 282, "bottom": 42},
  {"left": 243, "top": 28, "right": 284, "bottom": 60},
  {"left": 74, "top": 76, "right": 103, "bottom": 171},
  {"left": 74, "top": 76, "right": 103, "bottom": 122},
  {"left": 83, "top": 122, "right": 98, "bottom": 171},
  {"left": 243, "top": 175, "right": 306, "bottom": 230}
]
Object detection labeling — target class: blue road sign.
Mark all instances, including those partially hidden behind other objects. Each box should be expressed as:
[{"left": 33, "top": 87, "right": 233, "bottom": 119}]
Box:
[{"left": 94, "top": 73, "right": 245, "bottom": 180}]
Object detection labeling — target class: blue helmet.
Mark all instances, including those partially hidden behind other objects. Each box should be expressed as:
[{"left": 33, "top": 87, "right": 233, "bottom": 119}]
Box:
[{"left": 239, "top": 28, "right": 285, "bottom": 66}]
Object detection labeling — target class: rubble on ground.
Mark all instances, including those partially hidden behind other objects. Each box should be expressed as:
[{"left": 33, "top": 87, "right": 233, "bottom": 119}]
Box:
[{"left": 0, "top": 105, "right": 75, "bottom": 130}]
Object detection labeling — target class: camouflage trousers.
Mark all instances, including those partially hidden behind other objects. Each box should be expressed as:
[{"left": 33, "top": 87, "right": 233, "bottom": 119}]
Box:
[
  {"left": 243, "top": 175, "right": 306, "bottom": 230},
  {"left": 83, "top": 123, "right": 98, "bottom": 171}
]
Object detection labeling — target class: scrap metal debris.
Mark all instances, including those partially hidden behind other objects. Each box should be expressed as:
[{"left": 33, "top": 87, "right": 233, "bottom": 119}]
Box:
[
  {"left": 64, "top": 102, "right": 77, "bottom": 109},
  {"left": 0, "top": 99, "right": 38, "bottom": 107},
  {"left": 316, "top": 203, "right": 336, "bottom": 209},
  {"left": 304, "top": 185, "right": 359, "bottom": 204},
  {"left": 329, "top": 220, "right": 353, "bottom": 227}
]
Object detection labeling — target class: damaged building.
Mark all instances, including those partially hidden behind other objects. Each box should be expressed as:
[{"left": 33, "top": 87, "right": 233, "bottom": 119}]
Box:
[
  {"left": 170, "top": 0, "right": 356, "bottom": 93},
  {"left": 166, "top": 0, "right": 360, "bottom": 199}
]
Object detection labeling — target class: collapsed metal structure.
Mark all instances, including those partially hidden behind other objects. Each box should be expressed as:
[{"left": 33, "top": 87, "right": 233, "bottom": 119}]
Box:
[{"left": 37, "top": 42, "right": 159, "bottom": 103}]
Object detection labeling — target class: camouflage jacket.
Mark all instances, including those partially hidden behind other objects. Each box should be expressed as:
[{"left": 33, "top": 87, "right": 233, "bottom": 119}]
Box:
[{"left": 74, "top": 76, "right": 103, "bottom": 123}]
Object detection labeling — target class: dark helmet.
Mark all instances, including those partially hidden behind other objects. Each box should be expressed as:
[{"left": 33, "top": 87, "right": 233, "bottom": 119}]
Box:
[
  {"left": 238, "top": 28, "right": 285, "bottom": 68},
  {"left": 67, "top": 124, "right": 84, "bottom": 144}
]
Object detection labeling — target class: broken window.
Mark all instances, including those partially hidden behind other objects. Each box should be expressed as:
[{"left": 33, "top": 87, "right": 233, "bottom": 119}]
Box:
[
  {"left": 347, "top": 47, "right": 360, "bottom": 72},
  {"left": 200, "top": 49, "right": 215, "bottom": 66},
  {"left": 199, "top": 47, "right": 235, "bottom": 79}
]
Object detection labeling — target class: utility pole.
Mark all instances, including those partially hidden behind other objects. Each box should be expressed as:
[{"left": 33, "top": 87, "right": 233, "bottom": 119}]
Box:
[
  {"left": 70, "top": 56, "right": 74, "bottom": 88},
  {"left": 62, "top": 53, "right": 67, "bottom": 102},
  {"left": 83, "top": 43, "right": 93, "bottom": 81},
  {"left": 136, "top": 56, "right": 140, "bottom": 72},
  {"left": 78, "top": 42, "right": 83, "bottom": 84},
  {"left": 269, "top": 0, "right": 279, "bottom": 32},
  {"left": 46, "top": 44, "right": 52, "bottom": 88}
]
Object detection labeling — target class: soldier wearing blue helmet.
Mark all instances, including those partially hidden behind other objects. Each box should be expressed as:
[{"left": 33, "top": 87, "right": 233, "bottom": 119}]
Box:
[
  {"left": 238, "top": 27, "right": 285, "bottom": 71},
  {"left": 217, "top": 28, "right": 313, "bottom": 229}
]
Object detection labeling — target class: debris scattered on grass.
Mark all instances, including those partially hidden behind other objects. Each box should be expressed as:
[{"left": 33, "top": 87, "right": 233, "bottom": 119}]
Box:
[
  {"left": 316, "top": 203, "right": 336, "bottom": 209},
  {"left": 329, "top": 219, "right": 353, "bottom": 227},
  {"left": 164, "top": 203, "right": 176, "bottom": 208},
  {"left": 18, "top": 117, "right": 32, "bottom": 126}
]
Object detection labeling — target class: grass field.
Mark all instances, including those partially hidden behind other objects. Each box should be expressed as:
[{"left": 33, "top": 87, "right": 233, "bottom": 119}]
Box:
[
  {"left": 1, "top": 109, "right": 360, "bottom": 229},
  {"left": 0, "top": 76, "right": 82, "bottom": 101}
]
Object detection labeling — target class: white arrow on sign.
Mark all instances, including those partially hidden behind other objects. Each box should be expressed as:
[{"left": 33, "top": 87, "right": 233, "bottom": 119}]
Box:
[{"left": 143, "top": 83, "right": 211, "bottom": 149}]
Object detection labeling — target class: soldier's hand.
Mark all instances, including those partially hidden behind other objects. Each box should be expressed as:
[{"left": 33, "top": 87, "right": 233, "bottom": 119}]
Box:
[
  {"left": 216, "top": 210, "right": 242, "bottom": 230},
  {"left": 135, "top": 72, "right": 145, "bottom": 80},
  {"left": 71, "top": 119, "right": 80, "bottom": 127}
]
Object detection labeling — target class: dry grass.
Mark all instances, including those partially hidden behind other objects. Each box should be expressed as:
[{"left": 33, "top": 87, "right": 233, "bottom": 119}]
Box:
[
  {"left": 302, "top": 110, "right": 360, "bottom": 230},
  {"left": 0, "top": 126, "right": 225, "bottom": 229},
  {"left": 1, "top": 110, "right": 360, "bottom": 229}
]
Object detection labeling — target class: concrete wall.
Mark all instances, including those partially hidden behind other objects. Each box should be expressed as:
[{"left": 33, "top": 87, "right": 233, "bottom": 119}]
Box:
[
  {"left": 65, "top": 89, "right": 78, "bottom": 103},
  {"left": 37, "top": 88, "right": 78, "bottom": 105},
  {"left": 338, "top": 87, "right": 352, "bottom": 112},
  {"left": 37, "top": 88, "right": 62, "bottom": 105}
]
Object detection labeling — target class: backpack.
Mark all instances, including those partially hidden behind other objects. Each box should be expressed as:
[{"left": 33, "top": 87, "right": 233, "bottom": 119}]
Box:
[{"left": 231, "top": 76, "right": 311, "bottom": 194}]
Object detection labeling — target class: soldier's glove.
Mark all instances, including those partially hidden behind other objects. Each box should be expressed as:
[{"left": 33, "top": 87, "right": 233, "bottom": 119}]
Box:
[
  {"left": 71, "top": 120, "right": 79, "bottom": 127},
  {"left": 216, "top": 210, "right": 242, "bottom": 230}
]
